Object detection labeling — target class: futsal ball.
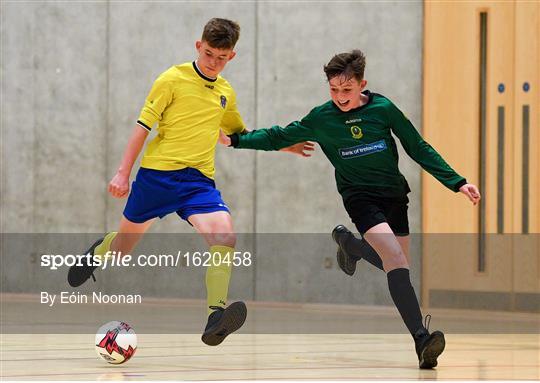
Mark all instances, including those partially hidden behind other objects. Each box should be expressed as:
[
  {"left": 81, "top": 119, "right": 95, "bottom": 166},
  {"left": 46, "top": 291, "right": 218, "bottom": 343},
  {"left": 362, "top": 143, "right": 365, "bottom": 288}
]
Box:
[{"left": 95, "top": 321, "right": 137, "bottom": 364}]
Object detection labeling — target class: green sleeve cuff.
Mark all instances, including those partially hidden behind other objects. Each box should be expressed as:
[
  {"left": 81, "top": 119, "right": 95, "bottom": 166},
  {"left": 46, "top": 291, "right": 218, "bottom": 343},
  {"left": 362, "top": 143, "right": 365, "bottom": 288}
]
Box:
[
  {"left": 229, "top": 134, "right": 239, "bottom": 148},
  {"left": 453, "top": 178, "right": 467, "bottom": 192}
]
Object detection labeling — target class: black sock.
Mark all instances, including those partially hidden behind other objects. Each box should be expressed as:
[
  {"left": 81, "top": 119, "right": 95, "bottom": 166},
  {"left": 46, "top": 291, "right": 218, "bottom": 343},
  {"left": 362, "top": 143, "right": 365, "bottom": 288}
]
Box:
[
  {"left": 340, "top": 234, "right": 384, "bottom": 271},
  {"left": 387, "top": 268, "right": 424, "bottom": 336}
]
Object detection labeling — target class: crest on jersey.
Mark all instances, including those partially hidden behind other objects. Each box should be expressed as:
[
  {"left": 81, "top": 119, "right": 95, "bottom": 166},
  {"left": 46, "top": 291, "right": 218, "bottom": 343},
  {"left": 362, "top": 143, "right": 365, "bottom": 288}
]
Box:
[
  {"left": 220, "top": 95, "right": 227, "bottom": 108},
  {"left": 350, "top": 125, "right": 363, "bottom": 139}
]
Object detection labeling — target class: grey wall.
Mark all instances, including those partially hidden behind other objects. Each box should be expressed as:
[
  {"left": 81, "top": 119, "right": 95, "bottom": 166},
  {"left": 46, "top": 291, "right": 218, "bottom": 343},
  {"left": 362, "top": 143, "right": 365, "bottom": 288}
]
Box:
[{"left": 1, "top": 1, "right": 423, "bottom": 306}]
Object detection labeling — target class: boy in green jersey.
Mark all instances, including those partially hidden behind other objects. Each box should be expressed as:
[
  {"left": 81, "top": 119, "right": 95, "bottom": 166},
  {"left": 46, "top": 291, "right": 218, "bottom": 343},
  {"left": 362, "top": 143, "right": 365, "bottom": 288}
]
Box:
[
  {"left": 67, "top": 18, "right": 310, "bottom": 346},
  {"left": 222, "top": 50, "right": 480, "bottom": 368}
]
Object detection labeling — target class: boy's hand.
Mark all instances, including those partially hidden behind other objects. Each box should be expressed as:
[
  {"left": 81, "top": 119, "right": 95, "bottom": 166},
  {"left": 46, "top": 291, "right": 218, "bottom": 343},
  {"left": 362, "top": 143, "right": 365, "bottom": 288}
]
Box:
[
  {"left": 280, "top": 141, "right": 315, "bottom": 157},
  {"left": 108, "top": 173, "right": 130, "bottom": 198},
  {"left": 218, "top": 130, "right": 232, "bottom": 146},
  {"left": 459, "top": 183, "right": 481, "bottom": 205}
]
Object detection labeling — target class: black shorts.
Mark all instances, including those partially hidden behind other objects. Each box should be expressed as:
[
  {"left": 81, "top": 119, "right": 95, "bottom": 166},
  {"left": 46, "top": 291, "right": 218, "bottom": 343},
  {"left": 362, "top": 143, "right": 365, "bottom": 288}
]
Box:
[{"left": 343, "top": 195, "right": 410, "bottom": 236}]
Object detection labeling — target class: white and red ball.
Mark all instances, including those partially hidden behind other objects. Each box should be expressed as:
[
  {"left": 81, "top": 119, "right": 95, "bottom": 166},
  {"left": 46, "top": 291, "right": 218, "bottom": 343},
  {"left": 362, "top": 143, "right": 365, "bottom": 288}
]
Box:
[{"left": 95, "top": 321, "right": 137, "bottom": 364}]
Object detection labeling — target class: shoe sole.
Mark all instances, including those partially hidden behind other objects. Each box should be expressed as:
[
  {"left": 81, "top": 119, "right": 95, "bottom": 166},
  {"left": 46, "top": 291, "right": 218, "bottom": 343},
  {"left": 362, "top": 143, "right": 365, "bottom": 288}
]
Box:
[
  {"left": 67, "top": 238, "right": 103, "bottom": 287},
  {"left": 333, "top": 226, "right": 356, "bottom": 276},
  {"left": 419, "top": 331, "right": 445, "bottom": 369},
  {"left": 336, "top": 247, "right": 356, "bottom": 276},
  {"left": 201, "top": 301, "right": 247, "bottom": 346}
]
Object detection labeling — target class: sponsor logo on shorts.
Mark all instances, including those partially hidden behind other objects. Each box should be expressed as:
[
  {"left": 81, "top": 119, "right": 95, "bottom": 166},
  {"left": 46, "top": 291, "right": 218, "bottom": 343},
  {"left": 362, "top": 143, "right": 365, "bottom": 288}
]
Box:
[{"left": 339, "top": 139, "right": 387, "bottom": 159}]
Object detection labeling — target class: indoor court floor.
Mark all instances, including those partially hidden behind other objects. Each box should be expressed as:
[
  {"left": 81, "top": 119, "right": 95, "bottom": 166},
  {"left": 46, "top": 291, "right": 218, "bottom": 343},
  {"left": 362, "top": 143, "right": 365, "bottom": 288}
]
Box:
[{"left": 1, "top": 295, "right": 539, "bottom": 381}]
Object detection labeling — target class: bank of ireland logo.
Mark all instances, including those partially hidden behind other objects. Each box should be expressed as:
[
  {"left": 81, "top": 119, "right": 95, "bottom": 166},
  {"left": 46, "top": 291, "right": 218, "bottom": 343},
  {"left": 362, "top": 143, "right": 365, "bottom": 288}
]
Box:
[
  {"left": 351, "top": 125, "right": 363, "bottom": 139},
  {"left": 220, "top": 95, "right": 227, "bottom": 108}
]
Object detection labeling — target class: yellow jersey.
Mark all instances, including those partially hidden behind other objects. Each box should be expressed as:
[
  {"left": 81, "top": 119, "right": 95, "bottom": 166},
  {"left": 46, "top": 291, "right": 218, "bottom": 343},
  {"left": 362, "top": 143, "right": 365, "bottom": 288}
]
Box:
[{"left": 136, "top": 62, "right": 246, "bottom": 178}]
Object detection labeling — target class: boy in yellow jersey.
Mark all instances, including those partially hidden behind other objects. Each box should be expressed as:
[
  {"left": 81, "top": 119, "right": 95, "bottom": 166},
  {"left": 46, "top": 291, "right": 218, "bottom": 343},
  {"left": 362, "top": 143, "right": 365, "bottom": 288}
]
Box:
[{"left": 68, "top": 18, "right": 312, "bottom": 346}]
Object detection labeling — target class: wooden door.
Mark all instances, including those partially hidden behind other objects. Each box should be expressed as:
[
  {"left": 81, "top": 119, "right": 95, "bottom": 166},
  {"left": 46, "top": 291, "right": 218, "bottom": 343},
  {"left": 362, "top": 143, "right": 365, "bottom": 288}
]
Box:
[{"left": 422, "top": 0, "right": 539, "bottom": 311}]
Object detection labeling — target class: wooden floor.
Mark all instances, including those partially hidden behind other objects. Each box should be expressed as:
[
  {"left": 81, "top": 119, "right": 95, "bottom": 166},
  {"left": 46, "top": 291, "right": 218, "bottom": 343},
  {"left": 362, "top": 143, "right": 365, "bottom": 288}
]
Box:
[
  {"left": 2, "top": 334, "right": 539, "bottom": 381},
  {"left": 1, "top": 296, "right": 539, "bottom": 380}
]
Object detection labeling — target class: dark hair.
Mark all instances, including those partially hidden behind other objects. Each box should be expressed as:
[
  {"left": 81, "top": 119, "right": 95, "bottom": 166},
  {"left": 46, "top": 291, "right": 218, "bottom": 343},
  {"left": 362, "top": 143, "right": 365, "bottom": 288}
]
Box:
[
  {"left": 323, "top": 50, "right": 366, "bottom": 81},
  {"left": 201, "top": 18, "right": 240, "bottom": 49}
]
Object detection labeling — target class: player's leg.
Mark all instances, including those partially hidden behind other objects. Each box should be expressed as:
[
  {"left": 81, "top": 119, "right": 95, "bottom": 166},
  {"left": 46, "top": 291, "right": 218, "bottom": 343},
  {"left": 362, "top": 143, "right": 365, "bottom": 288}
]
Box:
[
  {"left": 92, "top": 216, "right": 156, "bottom": 261},
  {"left": 108, "top": 216, "right": 156, "bottom": 255},
  {"left": 363, "top": 222, "right": 408, "bottom": 270},
  {"left": 67, "top": 217, "right": 155, "bottom": 287},
  {"left": 332, "top": 225, "right": 383, "bottom": 275},
  {"left": 175, "top": 168, "right": 246, "bottom": 345},
  {"left": 189, "top": 210, "right": 236, "bottom": 314},
  {"left": 364, "top": 223, "right": 444, "bottom": 369},
  {"left": 68, "top": 167, "right": 179, "bottom": 287},
  {"left": 395, "top": 235, "right": 411, "bottom": 266},
  {"left": 333, "top": 198, "right": 386, "bottom": 275},
  {"left": 394, "top": 233, "right": 445, "bottom": 368},
  {"left": 188, "top": 211, "right": 247, "bottom": 346},
  {"left": 189, "top": 210, "right": 236, "bottom": 248},
  {"left": 337, "top": 224, "right": 409, "bottom": 275}
]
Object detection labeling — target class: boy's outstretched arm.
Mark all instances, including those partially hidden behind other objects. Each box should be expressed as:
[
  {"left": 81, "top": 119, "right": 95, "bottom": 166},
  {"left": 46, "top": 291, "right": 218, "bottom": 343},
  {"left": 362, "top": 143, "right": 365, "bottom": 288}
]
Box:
[
  {"left": 108, "top": 125, "right": 149, "bottom": 198},
  {"left": 388, "top": 103, "right": 481, "bottom": 205},
  {"left": 218, "top": 130, "right": 314, "bottom": 157},
  {"left": 224, "top": 112, "right": 319, "bottom": 152}
]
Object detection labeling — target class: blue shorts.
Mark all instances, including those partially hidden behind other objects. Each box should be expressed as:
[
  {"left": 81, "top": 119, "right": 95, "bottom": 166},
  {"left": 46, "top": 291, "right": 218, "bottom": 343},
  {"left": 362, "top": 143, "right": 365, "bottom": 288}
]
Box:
[{"left": 123, "top": 167, "right": 230, "bottom": 223}]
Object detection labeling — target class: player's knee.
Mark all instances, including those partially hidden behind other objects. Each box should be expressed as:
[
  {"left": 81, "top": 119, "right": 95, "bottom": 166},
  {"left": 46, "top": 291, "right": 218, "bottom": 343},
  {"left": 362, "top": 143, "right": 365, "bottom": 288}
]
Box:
[
  {"left": 382, "top": 247, "right": 408, "bottom": 269},
  {"left": 211, "top": 232, "right": 236, "bottom": 247}
]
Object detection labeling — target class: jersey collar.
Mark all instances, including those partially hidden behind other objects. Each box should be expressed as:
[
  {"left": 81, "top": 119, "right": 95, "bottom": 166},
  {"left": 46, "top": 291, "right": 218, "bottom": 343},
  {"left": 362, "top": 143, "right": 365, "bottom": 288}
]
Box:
[{"left": 192, "top": 61, "right": 217, "bottom": 82}]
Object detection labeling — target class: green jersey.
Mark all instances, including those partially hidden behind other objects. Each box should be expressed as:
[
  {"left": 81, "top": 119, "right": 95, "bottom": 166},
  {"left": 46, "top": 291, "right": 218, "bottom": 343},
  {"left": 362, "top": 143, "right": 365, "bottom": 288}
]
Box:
[{"left": 231, "top": 91, "right": 466, "bottom": 201}]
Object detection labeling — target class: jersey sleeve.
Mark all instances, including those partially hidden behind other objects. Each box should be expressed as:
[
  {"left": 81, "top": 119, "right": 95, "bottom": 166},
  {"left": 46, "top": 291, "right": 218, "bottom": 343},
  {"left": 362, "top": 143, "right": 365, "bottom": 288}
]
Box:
[
  {"left": 220, "top": 90, "right": 246, "bottom": 135},
  {"left": 387, "top": 100, "right": 466, "bottom": 192},
  {"left": 136, "top": 76, "right": 174, "bottom": 131},
  {"left": 232, "top": 109, "right": 318, "bottom": 151}
]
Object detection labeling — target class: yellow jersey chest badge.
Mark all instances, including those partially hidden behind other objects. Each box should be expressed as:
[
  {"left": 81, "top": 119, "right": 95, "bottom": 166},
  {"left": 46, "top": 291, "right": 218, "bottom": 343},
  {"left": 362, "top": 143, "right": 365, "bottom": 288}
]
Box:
[
  {"left": 220, "top": 95, "right": 227, "bottom": 109},
  {"left": 351, "top": 125, "right": 363, "bottom": 139}
]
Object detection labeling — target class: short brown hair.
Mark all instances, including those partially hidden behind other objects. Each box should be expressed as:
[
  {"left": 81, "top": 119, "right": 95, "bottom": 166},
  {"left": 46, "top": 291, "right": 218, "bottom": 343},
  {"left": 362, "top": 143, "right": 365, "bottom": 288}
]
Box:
[
  {"left": 201, "top": 18, "right": 240, "bottom": 49},
  {"left": 323, "top": 50, "right": 366, "bottom": 81}
]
